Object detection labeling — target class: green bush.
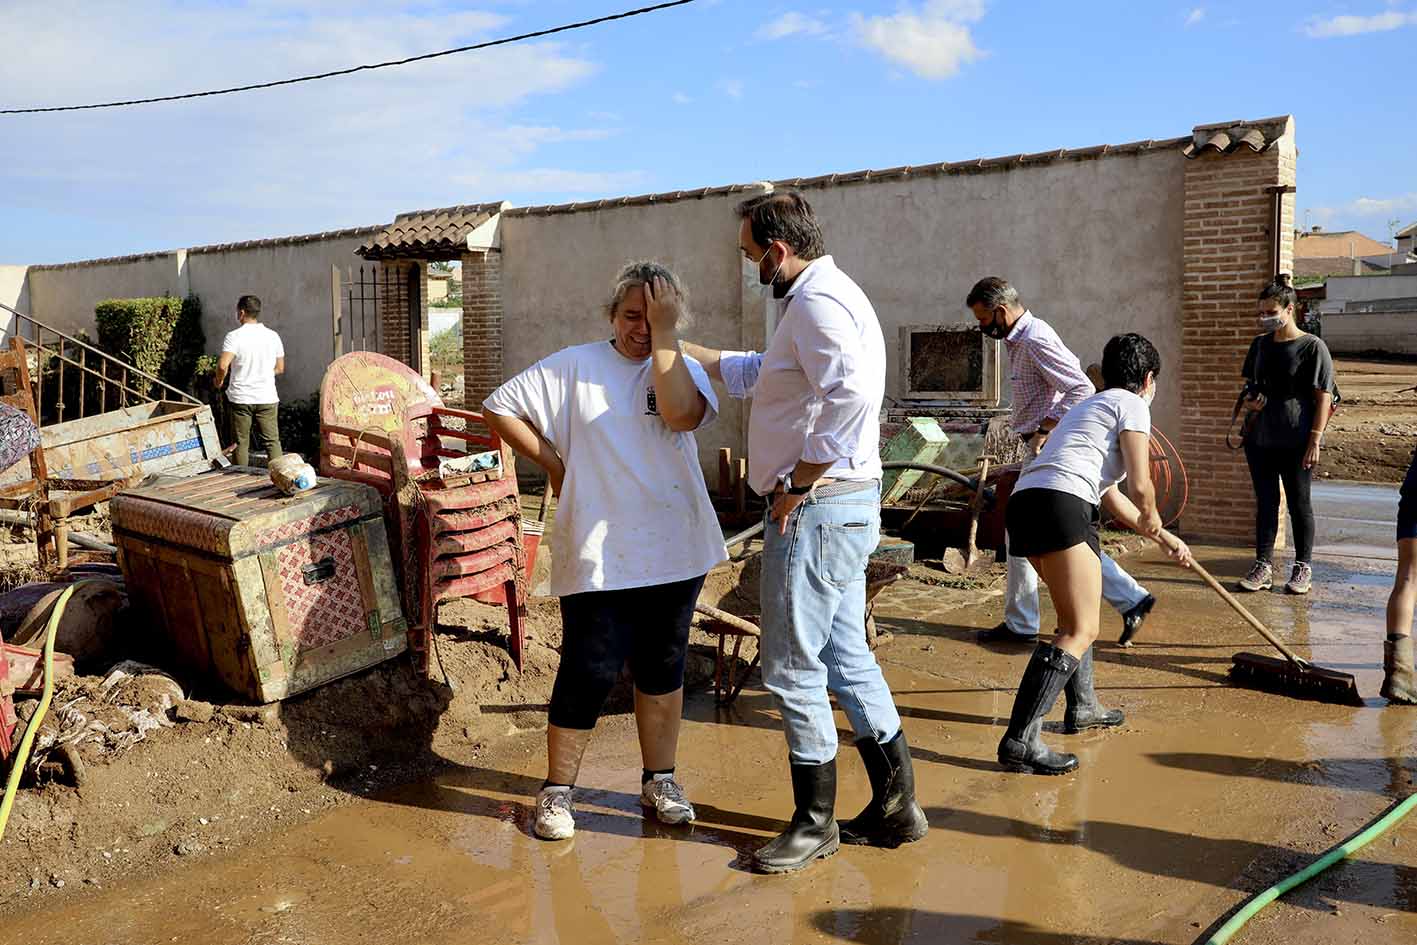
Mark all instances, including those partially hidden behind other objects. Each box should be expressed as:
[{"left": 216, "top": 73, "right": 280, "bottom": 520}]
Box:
[
  {"left": 94, "top": 294, "right": 205, "bottom": 397},
  {"left": 429, "top": 324, "right": 463, "bottom": 372}
]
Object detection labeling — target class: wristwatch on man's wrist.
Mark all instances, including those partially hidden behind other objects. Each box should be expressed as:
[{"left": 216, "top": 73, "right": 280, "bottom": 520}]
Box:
[{"left": 782, "top": 473, "right": 813, "bottom": 496}]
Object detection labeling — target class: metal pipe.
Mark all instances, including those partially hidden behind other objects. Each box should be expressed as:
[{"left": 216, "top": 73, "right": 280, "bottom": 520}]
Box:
[{"left": 0, "top": 300, "right": 200, "bottom": 405}]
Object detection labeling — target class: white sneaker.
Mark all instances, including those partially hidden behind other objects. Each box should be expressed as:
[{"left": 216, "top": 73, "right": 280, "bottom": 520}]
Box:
[
  {"left": 534, "top": 787, "right": 575, "bottom": 840},
  {"left": 640, "top": 774, "right": 696, "bottom": 825}
]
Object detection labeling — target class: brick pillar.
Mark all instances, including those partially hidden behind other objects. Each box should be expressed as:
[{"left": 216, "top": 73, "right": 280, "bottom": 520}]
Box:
[
  {"left": 414, "top": 260, "right": 430, "bottom": 380},
  {"left": 379, "top": 259, "right": 413, "bottom": 367},
  {"left": 461, "top": 249, "right": 504, "bottom": 409},
  {"left": 1180, "top": 117, "right": 1297, "bottom": 544}
]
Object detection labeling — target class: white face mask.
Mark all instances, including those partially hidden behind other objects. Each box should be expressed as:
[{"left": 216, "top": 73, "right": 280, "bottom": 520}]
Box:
[
  {"left": 745, "top": 243, "right": 784, "bottom": 293},
  {"left": 1258, "top": 313, "right": 1286, "bottom": 333}
]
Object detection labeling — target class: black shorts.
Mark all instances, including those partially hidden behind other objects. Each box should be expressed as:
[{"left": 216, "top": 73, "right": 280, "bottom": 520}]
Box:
[
  {"left": 1400, "top": 447, "right": 1417, "bottom": 542},
  {"left": 548, "top": 574, "right": 706, "bottom": 730},
  {"left": 1005, "top": 488, "right": 1101, "bottom": 559}
]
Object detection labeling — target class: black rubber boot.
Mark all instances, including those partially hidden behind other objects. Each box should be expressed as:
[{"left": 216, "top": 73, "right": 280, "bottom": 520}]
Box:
[
  {"left": 839, "top": 730, "right": 929, "bottom": 848},
  {"left": 1381, "top": 636, "right": 1417, "bottom": 705},
  {"left": 998, "top": 642, "right": 1081, "bottom": 775},
  {"left": 1063, "top": 647, "right": 1125, "bottom": 733},
  {"left": 751, "top": 760, "right": 840, "bottom": 874}
]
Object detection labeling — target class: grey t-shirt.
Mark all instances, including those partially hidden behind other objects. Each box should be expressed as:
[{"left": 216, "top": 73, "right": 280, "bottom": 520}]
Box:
[
  {"left": 1241, "top": 333, "right": 1336, "bottom": 450},
  {"left": 1015, "top": 388, "right": 1151, "bottom": 506}
]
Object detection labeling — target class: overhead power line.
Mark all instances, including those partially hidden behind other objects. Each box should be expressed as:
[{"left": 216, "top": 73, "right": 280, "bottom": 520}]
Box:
[{"left": 1, "top": 0, "right": 698, "bottom": 116}]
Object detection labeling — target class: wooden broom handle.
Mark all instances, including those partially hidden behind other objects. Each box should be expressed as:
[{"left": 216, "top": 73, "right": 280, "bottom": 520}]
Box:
[{"left": 1151, "top": 536, "right": 1305, "bottom": 665}]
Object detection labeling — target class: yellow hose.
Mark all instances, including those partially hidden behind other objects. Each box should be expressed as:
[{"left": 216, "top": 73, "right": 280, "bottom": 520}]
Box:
[{"left": 0, "top": 582, "right": 81, "bottom": 841}]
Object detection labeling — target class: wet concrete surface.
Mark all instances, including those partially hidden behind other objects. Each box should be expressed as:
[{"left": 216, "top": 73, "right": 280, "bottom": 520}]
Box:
[{"left": 6, "top": 483, "right": 1416, "bottom": 944}]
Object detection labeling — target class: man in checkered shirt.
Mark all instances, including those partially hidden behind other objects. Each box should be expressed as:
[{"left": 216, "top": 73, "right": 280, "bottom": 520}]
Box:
[{"left": 967, "top": 277, "right": 1157, "bottom": 645}]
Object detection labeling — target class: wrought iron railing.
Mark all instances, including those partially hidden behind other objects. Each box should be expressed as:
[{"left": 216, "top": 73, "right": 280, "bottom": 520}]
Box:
[{"left": 0, "top": 300, "right": 199, "bottom": 425}]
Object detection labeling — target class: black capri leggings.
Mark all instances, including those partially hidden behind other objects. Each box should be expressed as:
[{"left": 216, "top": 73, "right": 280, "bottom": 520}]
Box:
[
  {"left": 1244, "top": 442, "right": 1314, "bottom": 564},
  {"left": 548, "top": 574, "right": 706, "bottom": 730}
]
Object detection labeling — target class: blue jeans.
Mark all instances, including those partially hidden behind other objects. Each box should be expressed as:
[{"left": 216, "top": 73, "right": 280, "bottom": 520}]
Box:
[{"left": 760, "top": 482, "right": 902, "bottom": 765}]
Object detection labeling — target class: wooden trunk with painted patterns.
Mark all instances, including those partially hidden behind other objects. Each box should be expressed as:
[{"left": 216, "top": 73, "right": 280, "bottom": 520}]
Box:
[{"left": 110, "top": 468, "right": 407, "bottom": 702}]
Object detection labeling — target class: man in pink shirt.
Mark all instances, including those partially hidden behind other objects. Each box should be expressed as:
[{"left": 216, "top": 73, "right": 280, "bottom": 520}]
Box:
[{"left": 968, "top": 277, "right": 1157, "bottom": 649}]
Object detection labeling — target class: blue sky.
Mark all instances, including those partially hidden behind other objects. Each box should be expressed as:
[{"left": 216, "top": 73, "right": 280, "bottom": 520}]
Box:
[{"left": 2, "top": 0, "right": 1414, "bottom": 263}]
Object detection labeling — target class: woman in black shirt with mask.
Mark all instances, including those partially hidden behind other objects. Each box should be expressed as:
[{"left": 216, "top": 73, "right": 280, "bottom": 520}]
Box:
[{"left": 1235, "top": 274, "right": 1337, "bottom": 596}]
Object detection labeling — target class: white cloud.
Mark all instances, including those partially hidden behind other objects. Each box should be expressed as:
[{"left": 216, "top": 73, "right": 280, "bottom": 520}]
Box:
[
  {"left": 1185, "top": 7, "right": 1206, "bottom": 28},
  {"left": 1303, "top": 10, "right": 1417, "bottom": 37},
  {"left": 1351, "top": 193, "right": 1417, "bottom": 215},
  {"left": 718, "top": 79, "right": 746, "bottom": 99},
  {"left": 0, "top": 1, "right": 628, "bottom": 258},
  {"left": 755, "top": 12, "right": 830, "bottom": 40},
  {"left": 851, "top": 0, "right": 987, "bottom": 80},
  {"left": 672, "top": 92, "right": 694, "bottom": 105}
]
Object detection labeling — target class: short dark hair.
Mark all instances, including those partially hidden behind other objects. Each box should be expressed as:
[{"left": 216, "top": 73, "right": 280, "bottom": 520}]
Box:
[
  {"left": 237, "top": 294, "right": 262, "bottom": 319},
  {"left": 736, "top": 192, "right": 826, "bottom": 260},
  {"left": 966, "top": 277, "right": 1020, "bottom": 310},
  {"left": 1257, "top": 273, "right": 1296, "bottom": 310},
  {"left": 1101, "top": 333, "right": 1162, "bottom": 394}
]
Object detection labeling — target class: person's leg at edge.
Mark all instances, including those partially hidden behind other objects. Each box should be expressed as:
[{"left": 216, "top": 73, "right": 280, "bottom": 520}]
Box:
[
  {"left": 1383, "top": 501, "right": 1417, "bottom": 702},
  {"left": 753, "top": 498, "right": 841, "bottom": 874},
  {"left": 536, "top": 591, "right": 631, "bottom": 840},
  {"left": 631, "top": 575, "right": 704, "bottom": 826},
  {"left": 806, "top": 491, "right": 926, "bottom": 849},
  {"left": 997, "top": 543, "right": 1101, "bottom": 775},
  {"left": 230, "top": 402, "right": 253, "bottom": 467},
  {"left": 1278, "top": 447, "right": 1315, "bottom": 593},
  {"left": 1241, "top": 442, "right": 1281, "bottom": 591}
]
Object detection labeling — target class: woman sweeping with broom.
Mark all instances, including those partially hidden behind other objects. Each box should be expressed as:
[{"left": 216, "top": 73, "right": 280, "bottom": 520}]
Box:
[{"left": 997, "top": 333, "right": 1193, "bottom": 775}]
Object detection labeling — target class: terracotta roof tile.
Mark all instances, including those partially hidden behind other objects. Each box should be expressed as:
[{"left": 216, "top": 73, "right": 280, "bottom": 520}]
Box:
[{"left": 357, "top": 203, "right": 506, "bottom": 260}]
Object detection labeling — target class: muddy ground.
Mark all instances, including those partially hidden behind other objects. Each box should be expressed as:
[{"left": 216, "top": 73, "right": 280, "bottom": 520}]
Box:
[
  {"left": 1322, "top": 357, "right": 1417, "bottom": 484},
  {"left": 0, "top": 483, "right": 1412, "bottom": 944}
]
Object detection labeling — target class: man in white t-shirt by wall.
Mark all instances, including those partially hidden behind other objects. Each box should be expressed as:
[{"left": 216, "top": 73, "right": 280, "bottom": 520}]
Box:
[{"left": 214, "top": 294, "right": 285, "bottom": 466}]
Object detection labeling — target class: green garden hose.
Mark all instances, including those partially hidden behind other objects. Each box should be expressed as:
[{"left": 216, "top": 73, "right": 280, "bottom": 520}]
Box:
[
  {"left": 1204, "top": 792, "right": 1417, "bottom": 944},
  {"left": 0, "top": 582, "right": 82, "bottom": 842}
]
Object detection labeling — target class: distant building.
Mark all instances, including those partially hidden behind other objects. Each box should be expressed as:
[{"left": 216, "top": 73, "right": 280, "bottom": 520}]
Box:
[
  {"left": 427, "top": 268, "right": 460, "bottom": 303},
  {"left": 1294, "top": 226, "right": 1408, "bottom": 278},
  {"left": 1397, "top": 221, "right": 1417, "bottom": 258}
]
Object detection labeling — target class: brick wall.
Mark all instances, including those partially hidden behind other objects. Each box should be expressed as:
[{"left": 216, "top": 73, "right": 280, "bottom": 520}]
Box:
[
  {"left": 461, "top": 249, "right": 504, "bottom": 409},
  {"left": 1179, "top": 117, "right": 1296, "bottom": 545},
  {"left": 379, "top": 260, "right": 414, "bottom": 367}
]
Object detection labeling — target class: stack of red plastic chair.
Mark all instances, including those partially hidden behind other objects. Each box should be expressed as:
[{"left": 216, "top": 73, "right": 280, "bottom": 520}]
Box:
[{"left": 317, "top": 352, "right": 527, "bottom": 672}]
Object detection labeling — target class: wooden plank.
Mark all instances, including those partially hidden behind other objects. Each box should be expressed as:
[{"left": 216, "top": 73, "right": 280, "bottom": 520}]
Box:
[
  {"left": 349, "top": 525, "right": 380, "bottom": 623},
  {"left": 257, "top": 552, "right": 295, "bottom": 651}
]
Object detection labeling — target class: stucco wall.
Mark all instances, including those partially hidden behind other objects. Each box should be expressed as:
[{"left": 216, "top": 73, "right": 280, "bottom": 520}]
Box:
[
  {"left": 1322, "top": 274, "right": 1417, "bottom": 308},
  {"left": 27, "top": 253, "right": 185, "bottom": 337},
  {"left": 17, "top": 232, "right": 376, "bottom": 401},
  {"left": 186, "top": 234, "right": 371, "bottom": 401},
  {"left": 497, "top": 150, "right": 1187, "bottom": 468},
  {"left": 1321, "top": 311, "right": 1417, "bottom": 356},
  {"left": 795, "top": 150, "right": 1186, "bottom": 439},
  {"left": 0, "top": 265, "right": 29, "bottom": 337},
  {"left": 499, "top": 190, "right": 763, "bottom": 472}
]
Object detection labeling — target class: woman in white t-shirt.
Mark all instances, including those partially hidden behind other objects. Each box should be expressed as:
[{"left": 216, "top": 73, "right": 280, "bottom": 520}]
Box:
[
  {"left": 482, "top": 261, "right": 727, "bottom": 842},
  {"left": 997, "top": 333, "right": 1193, "bottom": 776}
]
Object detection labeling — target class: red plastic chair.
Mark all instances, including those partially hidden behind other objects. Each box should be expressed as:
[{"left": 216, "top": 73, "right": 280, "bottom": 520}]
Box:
[{"left": 318, "top": 352, "right": 526, "bottom": 672}]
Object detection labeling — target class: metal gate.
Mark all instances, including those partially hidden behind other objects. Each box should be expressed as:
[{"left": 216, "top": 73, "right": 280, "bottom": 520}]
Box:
[{"left": 332, "top": 262, "right": 416, "bottom": 365}]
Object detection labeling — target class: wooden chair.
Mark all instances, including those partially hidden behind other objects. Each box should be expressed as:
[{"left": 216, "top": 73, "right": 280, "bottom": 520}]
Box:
[
  {"left": 0, "top": 337, "right": 134, "bottom": 570},
  {"left": 317, "top": 352, "right": 527, "bottom": 672}
]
